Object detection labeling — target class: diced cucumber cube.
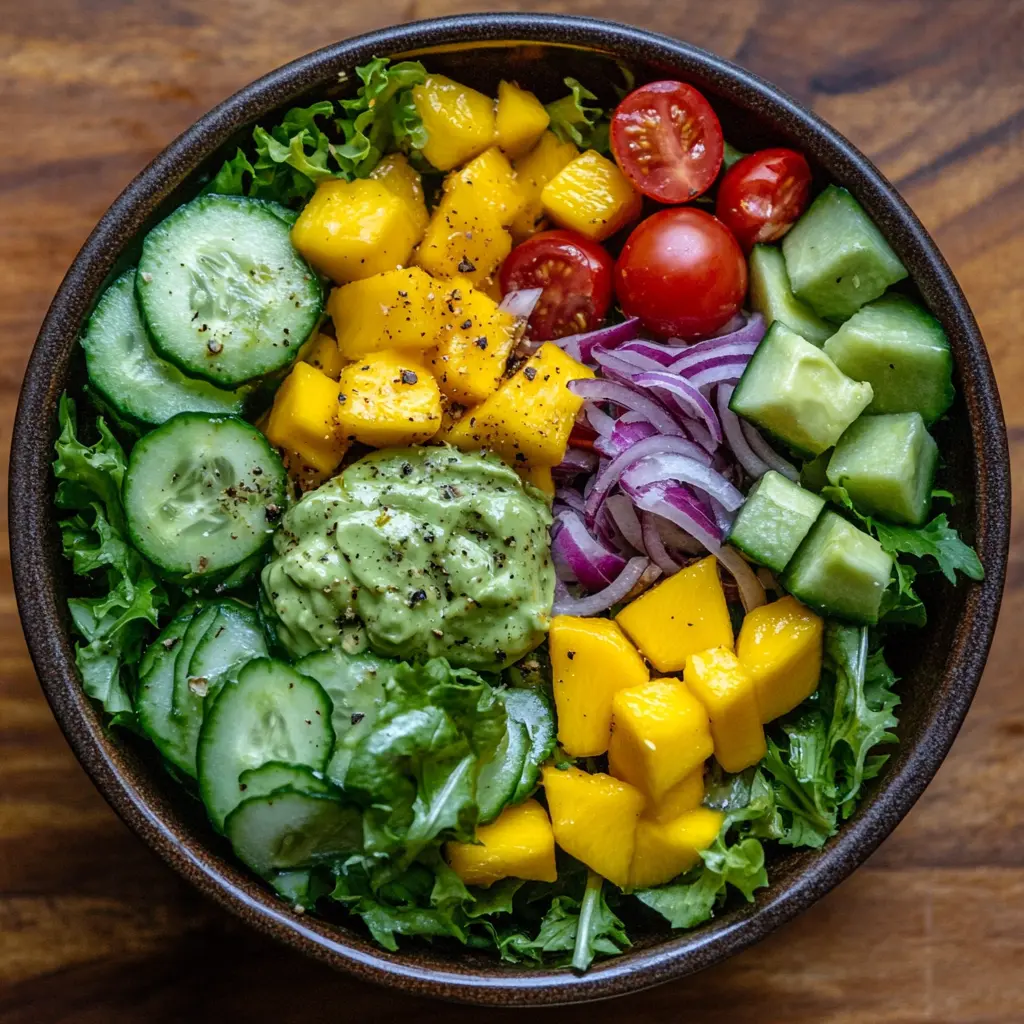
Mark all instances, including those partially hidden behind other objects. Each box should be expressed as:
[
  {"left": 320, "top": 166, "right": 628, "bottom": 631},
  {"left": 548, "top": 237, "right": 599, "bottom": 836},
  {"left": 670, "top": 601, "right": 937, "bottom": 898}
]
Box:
[
  {"left": 823, "top": 294, "right": 954, "bottom": 424},
  {"left": 800, "top": 451, "right": 832, "bottom": 494},
  {"left": 781, "top": 511, "right": 894, "bottom": 624},
  {"left": 728, "top": 471, "right": 826, "bottom": 572},
  {"left": 782, "top": 186, "right": 908, "bottom": 320},
  {"left": 748, "top": 245, "right": 834, "bottom": 345},
  {"left": 827, "top": 413, "right": 938, "bottom": 525},
  {"left": 729, "top": 322, "right": 874, "bottom": 458}
]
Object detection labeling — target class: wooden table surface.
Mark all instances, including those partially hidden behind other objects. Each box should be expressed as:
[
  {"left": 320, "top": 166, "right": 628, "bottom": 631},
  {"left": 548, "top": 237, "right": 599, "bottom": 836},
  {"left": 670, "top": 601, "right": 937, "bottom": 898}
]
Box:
[{"left": 2, "top": 1, "right": 1022, "bottom": 1020}]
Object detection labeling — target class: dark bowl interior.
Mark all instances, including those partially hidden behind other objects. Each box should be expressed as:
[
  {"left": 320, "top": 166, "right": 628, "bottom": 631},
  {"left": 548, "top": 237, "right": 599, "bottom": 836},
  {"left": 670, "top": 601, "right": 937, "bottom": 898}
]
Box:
[{"left": 9, "top": 13, "right": 1010, "bottom": 1006}]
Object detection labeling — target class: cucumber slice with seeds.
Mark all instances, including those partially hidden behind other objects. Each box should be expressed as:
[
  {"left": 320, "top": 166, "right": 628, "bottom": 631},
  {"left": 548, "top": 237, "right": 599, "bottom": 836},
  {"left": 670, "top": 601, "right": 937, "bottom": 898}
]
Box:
[
  {"left": 188, "top": 599, "right": 268, "bottom": 706},
  {"left": 124, "top": 413, "right": 286, "bottom": 583},
  {"left": 137, "top": 195, "right": 321, "bottom": 386},
  {"left": 82, "top": 270, "right": 246, "bottom": 425},
  {"left": 173, "top": 604, "right": 221, "bottom": 718},
  {"left": 237, "top": 762, "right": 332, "bottom": 801},
  {"left": 198, "top": 658, "right": 333, "bottom": 830}
]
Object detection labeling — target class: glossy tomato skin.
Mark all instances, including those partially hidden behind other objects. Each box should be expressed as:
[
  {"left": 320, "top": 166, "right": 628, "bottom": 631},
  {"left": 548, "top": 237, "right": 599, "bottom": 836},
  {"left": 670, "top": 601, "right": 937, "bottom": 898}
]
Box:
[
  {"left": 611, "top": 81, "right": 724, "bottom": 204},
  {"left": 615, "top": 208, "right": 747, "bottom": 340},
  {"left": 715, "top": 147, "right": 813, "bottom": 251},
  {"left": 499, "top": 230, "right": 613, "bottom": 340}
]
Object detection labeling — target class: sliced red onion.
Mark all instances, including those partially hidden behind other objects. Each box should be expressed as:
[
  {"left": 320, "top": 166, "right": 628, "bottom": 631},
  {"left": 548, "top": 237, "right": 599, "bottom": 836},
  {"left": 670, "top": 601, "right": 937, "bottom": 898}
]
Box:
[
  {"left": 553, "top": 556, "right": 652, "bottom": 616},
  {"left": 584, "top": 434, "right": 714, "bottom": 526},
  {"left": 554, "top": 487, "right": 586, "bottom": 515},
  {"left": 642, "top": 511, "right": 682, "bottom": 574},
  {"left": 551, "top": 510, "right": 627, "bottom": 590},
  {"left": 605, "top": 494, "right": 645, "bottom": 552},
  {"left": 556, "top": 318, "right": 642, "bottom": 364},
  {"left": 740, "top": 421, "right": 800, "bottom": 482},
  {"left": 498, "top": 288, "right": 543, "bottom": 320},
  {"left": 656, "top": 515, "right": 705, "bottom": 556},
  {"left": 680, "top": 355, "right": 754, "bottom": 389},
  {"left": 583, "top": 402, "right": 617, "bottom": 436},
  {"left": 717, "top": 384, "right": 771, "bottom": 479},
  {"left": 554, "top": 447, "right": 598, "bottom": 477},
  {"left": 716, "top": 544, "right": 767, "bottom": 612},
  {"left": 627, "top": 481, "right": 723, "bottom": 553},
  {"left": 621, "top": 453, "right": 745, "bottom": 512},
  {"left": 711, "top": 312, "right": 747, "bottom": 337},
  {"left": 594, "top": 345, "right": 665, "bottom": 375},
  {"left": 630, "top": 371, "right": 723, "bottom": 447},
  {"left": 594, "top": 416, "right": 659, "bottom": 458},
  {"left": 569, "top": 379, "right": 687, "bottom": 439},
  {"left": 632, "top": 561, "right": 664, "bottom": 599},
  {"left": 619, "top": 339, "right": 688, "bottom": 367}
]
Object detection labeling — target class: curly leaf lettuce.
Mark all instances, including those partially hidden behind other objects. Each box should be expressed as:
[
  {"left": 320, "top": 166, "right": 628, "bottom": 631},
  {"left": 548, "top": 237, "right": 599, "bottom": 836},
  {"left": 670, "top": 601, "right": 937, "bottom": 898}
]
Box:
[
  {"left": 546, "top": 77, "right": 610, "bottom": 152},
  {"left": 53, "top": 395, "right": 166, "bottom": 720}
]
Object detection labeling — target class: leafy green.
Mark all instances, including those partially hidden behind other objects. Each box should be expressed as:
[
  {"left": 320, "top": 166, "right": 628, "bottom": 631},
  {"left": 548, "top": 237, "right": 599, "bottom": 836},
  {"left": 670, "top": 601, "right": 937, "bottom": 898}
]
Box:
[
  {"left": 206, "top": 58, "right": 431, "bottom": 205},
  {"left": 546, "top": 77, "right": 610, "bottom": 152},
  {"left": 53, "top": 395, "right": 166, "bottom": 720}
]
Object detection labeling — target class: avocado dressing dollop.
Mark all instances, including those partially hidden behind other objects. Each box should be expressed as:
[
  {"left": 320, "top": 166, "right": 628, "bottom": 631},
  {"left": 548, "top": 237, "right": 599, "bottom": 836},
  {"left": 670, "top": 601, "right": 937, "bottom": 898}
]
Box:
[{"left": 261, "top": 446, "right": 554, "bottom": 670}]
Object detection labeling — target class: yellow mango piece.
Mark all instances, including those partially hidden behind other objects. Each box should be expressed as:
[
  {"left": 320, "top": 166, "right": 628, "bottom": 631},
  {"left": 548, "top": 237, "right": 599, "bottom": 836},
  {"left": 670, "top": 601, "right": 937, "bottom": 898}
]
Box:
[
  {"left": 616, "top": 556, "right": 734, "bottom": 673},
  {"left": 444, "top": 342, "right": 593, "bottom": 468},
  {"left": 608, "top": 679, "right": 714, "bottom": 802},
  {"left": 329, "top": 268, "right": 443, "bottom": 361},
  {"left": 427, "top": 279, "right": 518, "bottom": 406},
  {"left": 649, "top": 768, "right": 705, "bottom": 825},
  {"left": 542, "top": 765, "right": 645, "bottom": 888},
  {"left": 445, "top": 799, "right": 557, "bottom": 887},
  {"left": 628, "top": 808, "right": 724, "bottom": 889},
  {"left": 541, "top": 150, "right": 643, "bottom": 242},
  {"left": 370, "top": 153, "right": 429, "bottom": 235},
  {"left": 494, "top": 81, "right": 551, "bottom": 158},
  {"left": 519, "top": 464, "right": 555, "bottom": 499},
  {"left": 335, "top": 349, "right": 442, "bottom": 448},
  {"left": 511, "top": 131, "right": 579, "bottom": 241},
  {"left": 298, "top": 332, "right": 346, "bottom": 380},
  {"left": 263, "top": 361, "right": 348, "bottom": 474},
  {"left": 415, "top": 193, "right": 512, "bottom": 287},
  {"left": 549, "top": 615, "right": 649, "bottom": 757},
  {"left": 445, "top": 146, "right": 525, "bottom": 227},
  {"left": 412, "top": 75, "right": 495, "bottom": 171},
  {"left": 685, "top": 647, "right": 766, "bottom": 774},
  {"left": 291, "top": 178, "right": 419, "bottom": 284},
  {"left": 737, "top": 596, "right": 824, "bottom": 723}
]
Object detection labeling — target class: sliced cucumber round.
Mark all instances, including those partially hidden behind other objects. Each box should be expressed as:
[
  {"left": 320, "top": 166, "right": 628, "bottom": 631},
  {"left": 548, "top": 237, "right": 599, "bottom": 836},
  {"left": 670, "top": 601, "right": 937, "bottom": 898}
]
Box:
[
  {"left": 504, "top": 687, "right": 557, "bottom": 804},
  {"left": 224, "top": 788, "right": 362, "bottom": 876},
  {"left": 123, "top": 413, "right": 287, "bottom": 582},
  {"left": 188, "top": 599, "right": 268, "bottom": 706},
  {"left": 172, "top": 603, "right": 221, "bottom": 718},
  {"left": 136, "top": 194, "right": 321, "bottom": 386},
  {"left": 477, "top": 720, "right": 529, "bottom": 825},
  {"left": 81, "top": 269, "right": 246, "bottom": 426},
  {"left": 197, "top": 658, "right": 334, "bottom": 830},
  {"left": 238, "top": 761, "right": 332, "bottom": 801}
]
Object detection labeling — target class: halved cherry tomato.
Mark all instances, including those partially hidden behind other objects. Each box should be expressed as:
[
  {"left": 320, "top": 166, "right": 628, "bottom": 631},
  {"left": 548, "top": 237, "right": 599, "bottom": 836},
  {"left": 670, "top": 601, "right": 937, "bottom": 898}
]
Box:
[
  {"left": 715, "top": 147, "right": 813, "bottom": 251},
  {"left": 610, "top": 81, "right": 724, "bottom": 204},
  {"left": 499, "top": 230, "right": 613, "bottom": 340},
  {"left": 615, "top": 208, "right": 746, "bottom": 340}
]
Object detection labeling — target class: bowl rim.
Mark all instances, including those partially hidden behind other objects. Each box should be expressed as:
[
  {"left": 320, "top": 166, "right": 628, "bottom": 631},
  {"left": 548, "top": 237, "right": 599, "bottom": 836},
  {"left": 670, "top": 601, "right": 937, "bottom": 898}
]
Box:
[{"left": 10, "top": 11, "right": 1010, "bottom": 1006}]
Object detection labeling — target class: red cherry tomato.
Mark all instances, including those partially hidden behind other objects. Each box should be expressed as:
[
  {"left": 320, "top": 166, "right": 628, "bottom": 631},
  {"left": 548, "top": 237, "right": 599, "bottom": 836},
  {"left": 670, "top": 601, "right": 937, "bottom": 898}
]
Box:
[
  {"left": 499, "top": 230, "right": 614, "bottom": 340},
  {"left": 715, "top": 147, "right": 813, "bottom": 251},
  {"left": 610, "top": 81, "right": 724, "bottom": 204},
  {"left": 615, "top": 208, "right": 747, "bottom": 340}
]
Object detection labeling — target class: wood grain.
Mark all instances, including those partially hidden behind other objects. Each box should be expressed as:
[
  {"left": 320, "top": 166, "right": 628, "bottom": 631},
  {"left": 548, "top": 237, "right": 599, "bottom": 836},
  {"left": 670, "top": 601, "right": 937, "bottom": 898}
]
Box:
[{"left": 2, "top": 1, "right": 1022, "bottom": 1020}]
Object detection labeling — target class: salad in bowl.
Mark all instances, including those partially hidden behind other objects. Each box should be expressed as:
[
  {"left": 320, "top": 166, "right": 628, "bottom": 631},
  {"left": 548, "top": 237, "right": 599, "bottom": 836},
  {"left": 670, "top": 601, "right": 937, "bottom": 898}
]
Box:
[{"left": 51, "top": 52, "right": 985, "bottom": 974}]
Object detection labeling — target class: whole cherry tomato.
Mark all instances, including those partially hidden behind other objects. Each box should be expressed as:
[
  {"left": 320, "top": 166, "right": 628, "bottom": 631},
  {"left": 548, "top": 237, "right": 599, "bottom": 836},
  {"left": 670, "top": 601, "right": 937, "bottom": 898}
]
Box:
[
  {"left": 499, "top": 230, "right": 614, "bottom": 339},
  {"left": 715, "top": 147, "right": 813, "bottom": 251},
  {"left": 615, "top": 208, "right": 747, "bottom": 340},
  {"left": 610, "top": 81, "right": 724, "bottom": 204}
]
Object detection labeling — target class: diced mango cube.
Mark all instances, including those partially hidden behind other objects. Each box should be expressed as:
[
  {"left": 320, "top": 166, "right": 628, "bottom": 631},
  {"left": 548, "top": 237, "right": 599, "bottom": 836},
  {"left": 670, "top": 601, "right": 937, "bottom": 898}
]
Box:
[
  {"left": 511, "top": 131, "right": 579, "bottom": 241},
  {"left": 445, "top": 799, "right": 557, "bottom": 887},
  {"left": 369, "top": 152, "right": 429, "bottom": 235},
  {"left": 685, "top": 647, "right": 766, "bottom": 774},
  {"left": 329, "top": 268, "right": 443, "bottom": 361},
  {"left": 494, "top": 81, "right": 550, "bottom": 158},
  {"left": 291, "top": 178, "right": 419, "bottom": 284},
  {"left": 616, "top": 556, "right": 734, "bottom": 673},
  {"left": 335, "top": 350, "right": 442, "bottom": 448},
  {"left": 649, "top": 768, "right": 705, "bottom": 824},
  {"left": 549, "top": 615, "right": 649, "bottom": 757},
  {"left": 628, "top": 808, "right": 724, "bottom": 889},
  {"left": 427, "top": 279, "right": 518, "bottom": 406},
  {"left": 737, "top": 596, "right": 824, "bottom": 723},
  {"left": 608, "top": 679, "right": 714, "bottom": 802},
  {"left": 299, "top": 332, "right": 346, "bottom": 380},
  {"left": 415, "top": 194, "right": 512, "bottom": 287},
  {"left": 541, "top": 150, "right": 642, "bottom": 241},
  {"left": 412, "top": 75, "right": 495, "bottom": 171},
  {"left": 444, "top": 342, "right": 593, "bottom": 468},
  {"left": 542, "top": 765, "right": 645, "bottom": 888},
  {"left": 263, "top": 361, "right": 348, "bottom": 474},
  {"left": 519, "top": 464, "right": 555, "bottom": 499},
  {"left": 445, "top": 146, "right": 525, "bottom": 227}
]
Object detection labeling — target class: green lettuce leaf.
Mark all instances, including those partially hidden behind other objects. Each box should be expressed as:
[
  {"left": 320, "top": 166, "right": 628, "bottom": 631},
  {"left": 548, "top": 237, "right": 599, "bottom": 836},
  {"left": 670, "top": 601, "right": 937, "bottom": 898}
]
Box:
[
  {"left": 546, "top": 77, "right": 610, "bottom": 152},
  {"left": 53, "top": 395, "right": 167, "bottom": 719}
]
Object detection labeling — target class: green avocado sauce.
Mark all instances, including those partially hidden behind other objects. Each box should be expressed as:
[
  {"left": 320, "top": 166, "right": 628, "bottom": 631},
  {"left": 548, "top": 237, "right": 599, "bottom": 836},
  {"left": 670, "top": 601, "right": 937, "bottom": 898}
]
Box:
[{"left": 261, "top": 446, "right": 555, "bottom": 670}]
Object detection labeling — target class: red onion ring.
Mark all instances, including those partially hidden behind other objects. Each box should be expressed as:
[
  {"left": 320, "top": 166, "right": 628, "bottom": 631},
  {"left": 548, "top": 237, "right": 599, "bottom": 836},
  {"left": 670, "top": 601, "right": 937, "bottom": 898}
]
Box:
[
  {"left": 553, "top": 556, "right": 652, "bottom": 616},
  {"left": 717, "top": 384, "right": 771, "bottom": 479}
]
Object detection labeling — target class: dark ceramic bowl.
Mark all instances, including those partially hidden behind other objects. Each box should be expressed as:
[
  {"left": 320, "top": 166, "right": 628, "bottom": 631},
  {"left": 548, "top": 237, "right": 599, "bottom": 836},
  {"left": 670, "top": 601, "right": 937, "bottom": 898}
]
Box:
[{"left": 10, "top": 12, "right": 1010, "bottom": 1006}]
